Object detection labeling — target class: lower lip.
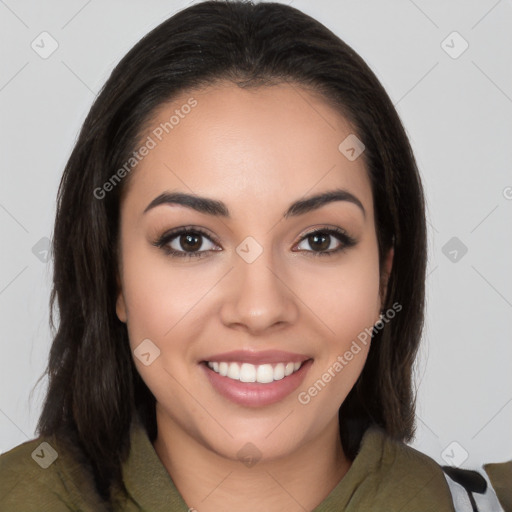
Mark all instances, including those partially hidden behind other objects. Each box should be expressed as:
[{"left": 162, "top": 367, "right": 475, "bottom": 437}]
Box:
[{"left": 202, "top": 360, "right": 313, "bottom": 407}]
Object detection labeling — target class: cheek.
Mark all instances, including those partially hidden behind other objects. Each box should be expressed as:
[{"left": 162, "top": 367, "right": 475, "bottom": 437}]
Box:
[
  {"left": 119, "top": 242, "right": 210, "bottom": 412},
  {"left": 293, "top": 248, "right": 381, "bottom": 338},
  {"left": 293, "top": 243, "right": 380, "bottom": 404},
  {"left": 120, "top": 239, "right": 217, "bottom": 347}
]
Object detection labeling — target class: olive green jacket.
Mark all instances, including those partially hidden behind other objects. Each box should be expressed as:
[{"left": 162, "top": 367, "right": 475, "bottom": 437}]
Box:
[{"left": 0, "top": 416, "right": 455, "bottom": 511}]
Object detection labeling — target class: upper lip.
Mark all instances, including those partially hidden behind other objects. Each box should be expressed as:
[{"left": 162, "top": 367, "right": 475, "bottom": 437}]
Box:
[{"left": 203, "top": 350, "right": 311, "bottom": 365}]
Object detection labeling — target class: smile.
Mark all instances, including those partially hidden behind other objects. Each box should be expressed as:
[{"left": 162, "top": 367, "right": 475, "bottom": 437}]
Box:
[
  {"left": 206, "top": 361, "right": 303, "bottom": 384},
  {"left": 202, "top": 350, "right": 313, "bottom": 407}
]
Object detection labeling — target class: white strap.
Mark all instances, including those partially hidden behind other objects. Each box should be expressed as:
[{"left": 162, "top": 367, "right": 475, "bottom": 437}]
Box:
[
  {"left": 444, "top": 473, "right": 474, "bottom": 511},
  {"left": 443, "top": 471, "right": 505, "bottom": 512}
]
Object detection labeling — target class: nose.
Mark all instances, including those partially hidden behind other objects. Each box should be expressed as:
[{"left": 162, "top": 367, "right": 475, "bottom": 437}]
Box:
[{"left": 219, "top": 245, "right": 299, "bottom": 335}]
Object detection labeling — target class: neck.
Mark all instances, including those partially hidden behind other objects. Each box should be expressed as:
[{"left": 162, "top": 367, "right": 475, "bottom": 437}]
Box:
[{"left": 152, "top": 409, "right": 352, "bottom": 512}]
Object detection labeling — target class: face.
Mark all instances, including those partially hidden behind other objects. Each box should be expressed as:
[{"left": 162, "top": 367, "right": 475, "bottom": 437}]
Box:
[{"left": 116, "top": 82, "right": 392, "bottom": 462}]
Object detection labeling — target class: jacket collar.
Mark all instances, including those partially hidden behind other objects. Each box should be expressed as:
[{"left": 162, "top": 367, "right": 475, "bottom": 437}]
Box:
[{"left": 120, "top": 413, "right": 190, "bottom": 511}]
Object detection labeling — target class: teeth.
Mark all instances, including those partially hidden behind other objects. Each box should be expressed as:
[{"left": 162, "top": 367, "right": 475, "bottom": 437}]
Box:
[
  {"left": 206, "top": 360, "right": 304, "bottom": 383},
  {"left": 240, "top": 363, "right": 256, "bottom": 382},
  {"left": 274, "top": 363, "right": 285, "bottom": 380},
  {"left": 219, "top": 362, "right": 228, "bottom": 377},
  {"left": 227, "top": 363, "right": 240, "bottom": 380},
  {"left": 256, "top": 364, "right": 274, "bottom": 383}
]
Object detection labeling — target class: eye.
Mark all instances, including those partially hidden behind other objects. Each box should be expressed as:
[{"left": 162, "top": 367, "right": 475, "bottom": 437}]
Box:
[
  {"left": 153, "top": 225, "right": 357, "bottom": 259},
  {"left": 294, "top": 227, "right": 357, "bottom": 256},
  {"left": 153, "top": 227, "right": 220, "bottom": 258}
]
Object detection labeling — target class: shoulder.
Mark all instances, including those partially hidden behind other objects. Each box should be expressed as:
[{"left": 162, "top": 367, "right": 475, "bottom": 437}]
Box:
[
  {"left": 0, "top": 435, "right": 108, "bottom": 511},
  {"left": 359, "top": 426, "right": 455, "bottom": 511}
]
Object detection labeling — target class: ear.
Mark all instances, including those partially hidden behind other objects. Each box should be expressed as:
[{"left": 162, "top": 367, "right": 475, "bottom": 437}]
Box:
[
  {"left": 380, "top": 246, "right": 394, "bottom": 307},
  {"left": 115, "top": 272, "right": 127, "bottom": 323}
]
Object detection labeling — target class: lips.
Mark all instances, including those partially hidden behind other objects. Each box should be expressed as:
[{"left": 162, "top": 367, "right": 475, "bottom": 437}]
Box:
[{"left": 201, "top": 350, "right": 313, "bottom": 407}]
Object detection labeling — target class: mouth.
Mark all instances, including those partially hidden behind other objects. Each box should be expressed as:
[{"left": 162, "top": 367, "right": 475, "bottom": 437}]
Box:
[
  {"left": 205, "top": 360, "right": 304, "bottom": 383},
  {"left": 200, "top": 350, "right": 313, "bottom": 407}
]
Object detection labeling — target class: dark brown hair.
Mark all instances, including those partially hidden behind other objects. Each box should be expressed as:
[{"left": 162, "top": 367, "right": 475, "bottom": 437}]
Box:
[{"left": 36, "top": 0, "right": 426, "bottom": 503}]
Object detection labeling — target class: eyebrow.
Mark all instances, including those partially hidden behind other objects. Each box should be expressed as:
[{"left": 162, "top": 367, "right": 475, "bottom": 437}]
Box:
[{"left": 143, "top": 188, "right": 366, "bottom": 219}]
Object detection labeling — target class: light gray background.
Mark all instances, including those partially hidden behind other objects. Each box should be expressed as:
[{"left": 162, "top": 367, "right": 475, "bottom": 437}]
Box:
[{"left": 1, "top": 0, "right": 511, "bottom": 472}]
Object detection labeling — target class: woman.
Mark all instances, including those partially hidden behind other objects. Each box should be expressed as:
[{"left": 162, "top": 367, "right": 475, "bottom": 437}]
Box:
[{"left": 0, "top": 1, "right": 456, "bottom": 510}]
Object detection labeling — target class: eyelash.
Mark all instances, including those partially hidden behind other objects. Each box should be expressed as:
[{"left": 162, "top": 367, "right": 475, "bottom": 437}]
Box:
[{"left": 152, "top": 225, "right": 357, "bottom": 259}]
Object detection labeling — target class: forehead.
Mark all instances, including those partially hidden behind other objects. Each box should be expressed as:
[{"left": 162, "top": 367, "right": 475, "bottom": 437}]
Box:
[{"left": 124, "top": 82, "right": 373, "bottom": 221}]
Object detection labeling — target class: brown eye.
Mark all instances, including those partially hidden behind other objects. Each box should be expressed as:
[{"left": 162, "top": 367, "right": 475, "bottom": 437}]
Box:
[
  {"left": 153, "top": 227, "right": 221, "bottom": 258},
  {"left": 307, "top": 232, "right": 331, "bottom": 252},
  {"left": 179, "top": 233, "right": 203, "bottom": 252},
  {"left": 295, "top": 228, "right": 357, "bottom": 256},
  {"left": 167, "top": 231, "right": 218, "bottom": 255}
]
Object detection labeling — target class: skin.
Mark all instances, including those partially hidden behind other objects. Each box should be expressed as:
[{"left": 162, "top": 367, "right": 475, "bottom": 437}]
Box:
[{"left": 116, "top": 81, "right": 393, "bottom": 512}]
